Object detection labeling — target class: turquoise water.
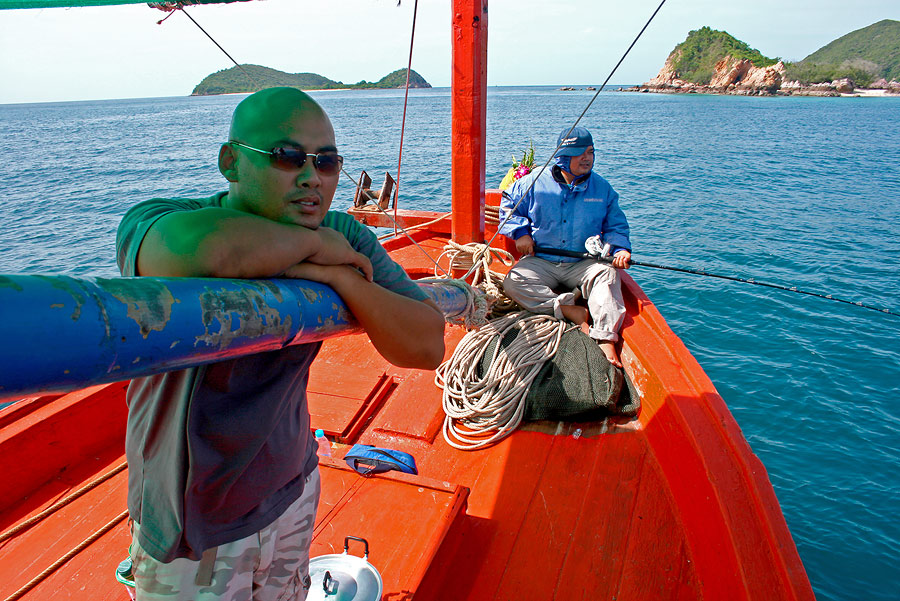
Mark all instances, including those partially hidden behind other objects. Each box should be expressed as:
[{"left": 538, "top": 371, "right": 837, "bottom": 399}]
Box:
[{"left": 1, "top": 88, "right": 898, "bottom": 600}]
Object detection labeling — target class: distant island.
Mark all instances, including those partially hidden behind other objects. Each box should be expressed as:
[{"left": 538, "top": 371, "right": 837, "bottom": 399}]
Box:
[
  {"left": 625, "top": 19, "right": 900, "bottom": 97},
  {"left": 192, "top": 65, "right": 431, "bottom": 96}
]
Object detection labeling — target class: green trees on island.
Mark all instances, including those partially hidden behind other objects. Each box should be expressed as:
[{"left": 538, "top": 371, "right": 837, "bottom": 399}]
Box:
[
  {"left": 665, "top": 19, "right": 899, "bottom": 88},
  {"left": 670, "top": 26, "right": 778, "bottom": 84},
  {"left": 196, "top": 19, "right": 899, "bottom": 95},
  {"left": 784, "top": 19, "right": 900, "bottom": 86},
  {"left": 192, "top": 65, "right": 431, "bottom": 96}
]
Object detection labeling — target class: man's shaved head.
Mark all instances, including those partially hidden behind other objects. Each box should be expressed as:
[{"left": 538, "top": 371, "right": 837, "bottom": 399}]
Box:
[
  {"left": 221, "top": 87, "right": 340, "bottom": 228},
  {"left": 230, "top": 87, "right": 332, "bottom": 145}
]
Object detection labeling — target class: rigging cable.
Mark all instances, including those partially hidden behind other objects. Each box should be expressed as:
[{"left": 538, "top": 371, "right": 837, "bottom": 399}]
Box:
[
  {"left": 472, "top": 0, "right": 669, "bottom": 280},
  {"left": 157, "top": 3, "right": 261, "bottom": 90},
  {"left": 340, "top": 167, "right": 451, "bottom": 277},
  {"left": 394, "top": 0, "right": 420, "bottom": 235},
  {"left": 339, "top": 167, "right": 508, "bottom": 324}
]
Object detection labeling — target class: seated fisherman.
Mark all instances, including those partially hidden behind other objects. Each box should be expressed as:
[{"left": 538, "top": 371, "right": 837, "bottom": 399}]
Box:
[{"left": 499, "top": 126, "right": 632, "bottom": 367}]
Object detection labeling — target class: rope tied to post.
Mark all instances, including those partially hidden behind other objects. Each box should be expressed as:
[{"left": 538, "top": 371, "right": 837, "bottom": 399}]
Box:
[
  {"left": 435, "top": 241, "right": 518, "bottom": 318},
  {"left": 420, "top": 277, "right": 490, "bottom": 329}
]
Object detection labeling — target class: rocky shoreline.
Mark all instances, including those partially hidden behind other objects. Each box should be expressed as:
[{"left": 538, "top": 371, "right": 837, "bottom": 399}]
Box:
[{"left": 623, "top": 56, "right": 900, "bottom": 97}]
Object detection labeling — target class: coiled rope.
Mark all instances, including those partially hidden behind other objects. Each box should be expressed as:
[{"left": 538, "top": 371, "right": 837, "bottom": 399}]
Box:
[
  {"left": 434, "top": 241, "right": 518, "bottom": 318},
  {"left": 417, "top": 277, "right": 489, "bottom": 329},
  {"left": 436, "top": 312, "right": 568, "bottom": 450}
]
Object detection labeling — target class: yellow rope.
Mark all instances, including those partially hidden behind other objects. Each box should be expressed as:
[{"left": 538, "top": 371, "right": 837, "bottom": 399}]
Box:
[
  {"left": 484, "top": 204, "right": 501, "bottom": 226},
  {"left": 3, "top": 509, "right": 129, "bottom": 601},
  {"left": 0, "top": 461, "right": 127, "bottom": 544}
]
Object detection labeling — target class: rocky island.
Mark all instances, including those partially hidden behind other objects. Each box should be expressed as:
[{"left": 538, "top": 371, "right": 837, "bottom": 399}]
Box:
[
  {"left": 191, "top": 65, "right": 431, "bottom": 96},
  {"left": 627, "top": 20, "right": 900, "bottom": 97}
]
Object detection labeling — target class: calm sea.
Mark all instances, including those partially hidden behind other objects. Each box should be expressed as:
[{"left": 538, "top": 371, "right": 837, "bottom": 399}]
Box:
[{"left": 1, "top": 87, "right": 898, "bottom": 600}]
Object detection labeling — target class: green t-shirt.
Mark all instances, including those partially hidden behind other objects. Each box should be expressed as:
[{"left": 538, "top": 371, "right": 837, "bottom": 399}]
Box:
[{"left": 116, "top": 192, "right": 428, "bottom": 562}]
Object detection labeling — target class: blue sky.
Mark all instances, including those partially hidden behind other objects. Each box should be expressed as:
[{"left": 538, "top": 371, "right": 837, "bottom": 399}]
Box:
[{"left": 0, "top": 0, "right": 897, "bottom": 104}]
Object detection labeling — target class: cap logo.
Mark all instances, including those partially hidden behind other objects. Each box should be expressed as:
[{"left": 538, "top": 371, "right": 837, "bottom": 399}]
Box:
[{"left": 561, "top": 137, "right": 578, "bottom": 145}]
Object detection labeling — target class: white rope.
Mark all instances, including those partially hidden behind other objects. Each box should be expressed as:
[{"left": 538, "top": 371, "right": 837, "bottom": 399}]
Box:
[
  {"left": 436, "top": 311, "right": 567, "bottom": 450},
  {"left": 434, "top": 241, "right": 518, "bottom": 317},
  {"left": 419, "top": 277, "right": 490, "bottom": 329}
]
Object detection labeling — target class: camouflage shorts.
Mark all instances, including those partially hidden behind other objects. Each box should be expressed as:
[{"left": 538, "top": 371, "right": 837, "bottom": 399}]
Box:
[{"left": 132, "top": 468, "right": 321, "bottom": 601}]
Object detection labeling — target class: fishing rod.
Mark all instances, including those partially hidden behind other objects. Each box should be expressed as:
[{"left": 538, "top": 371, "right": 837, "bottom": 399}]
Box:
[{"left": 533, "top": 245, "right": 900, "bottom": 318}]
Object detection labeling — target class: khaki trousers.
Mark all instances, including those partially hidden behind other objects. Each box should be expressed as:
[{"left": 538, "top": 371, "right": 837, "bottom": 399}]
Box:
[
  {"left": 132, "top": 468, "right": 321, "bottom": 601},
  {"left": 502, "top": 256, "right": 626, "bottom": 342}
]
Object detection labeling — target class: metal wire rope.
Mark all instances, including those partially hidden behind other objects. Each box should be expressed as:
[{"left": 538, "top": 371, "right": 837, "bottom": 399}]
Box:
[
  {"left": 393, "top": 0, "right": 419, "bottom": 233},
  {"left": 340, "top": 167, "right": 452, "bottom": 278},
  {"left": 470, "top": 0, "right": 669, "bottom": 280}
]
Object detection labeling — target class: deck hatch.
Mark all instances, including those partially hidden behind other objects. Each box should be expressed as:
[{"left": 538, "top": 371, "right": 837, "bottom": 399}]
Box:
[
  {"left": 307, "top": 336, "right": 397, "bottom": 443},
  {"left": 312, "top": 459, "right": 469, "bottom": 597}
]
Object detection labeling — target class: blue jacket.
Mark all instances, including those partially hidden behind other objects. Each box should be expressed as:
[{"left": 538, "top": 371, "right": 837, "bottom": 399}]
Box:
[{"left": 499, "top": 166, "right": 631, "bottom": 262}]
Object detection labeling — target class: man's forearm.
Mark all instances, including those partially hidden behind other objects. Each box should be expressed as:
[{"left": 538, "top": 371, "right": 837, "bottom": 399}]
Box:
[
  {"left": 323, "top": 267, "right": 446, "bottom": 369},
  {"left": 136, "top": 207, "right": 372, "bottom": 280},
  {"left": 137, "top": 208, "right": 320, "bottom": 277}
]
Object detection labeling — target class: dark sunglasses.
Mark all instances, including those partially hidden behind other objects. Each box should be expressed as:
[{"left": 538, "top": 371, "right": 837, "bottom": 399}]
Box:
[{"left": 229, "top": 141, "right": 344, "bottom": 176}]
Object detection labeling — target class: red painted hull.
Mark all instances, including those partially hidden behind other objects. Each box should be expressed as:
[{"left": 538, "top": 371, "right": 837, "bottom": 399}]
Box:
[{"left": 0, "top": 208, "right": 814, "bottom": 600}]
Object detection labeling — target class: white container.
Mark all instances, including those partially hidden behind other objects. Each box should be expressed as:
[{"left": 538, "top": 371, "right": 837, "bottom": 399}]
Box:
[{"left": 307, "top": 536, "right": 383, "bottom": 601}]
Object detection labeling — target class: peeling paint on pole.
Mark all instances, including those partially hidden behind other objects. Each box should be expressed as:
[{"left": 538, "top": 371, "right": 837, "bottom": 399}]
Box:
[{"left": 0, "top": 274, "right": 469, "bottom": 400}]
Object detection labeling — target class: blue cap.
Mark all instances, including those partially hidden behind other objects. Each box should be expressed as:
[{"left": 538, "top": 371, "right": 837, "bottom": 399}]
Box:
[
  {"left": 555, "top": 126, "right": 593, "bottom": 157},
  {"left": 315, "top": 429, "right": 324, "bottom": 437}
]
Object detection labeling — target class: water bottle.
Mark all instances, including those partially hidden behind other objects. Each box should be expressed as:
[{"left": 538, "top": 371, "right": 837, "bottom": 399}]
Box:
[
  {"left": 115, "top": 557, "right": 136, "bottom": 600},
  {"left": 315, "top": 429, "right": 332, "bottom": 457}
]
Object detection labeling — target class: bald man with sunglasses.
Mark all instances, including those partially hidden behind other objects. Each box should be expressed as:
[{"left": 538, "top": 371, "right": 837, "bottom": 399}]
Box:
[{"left": 116, "top": 87, "right": 445, "bottom": 600}]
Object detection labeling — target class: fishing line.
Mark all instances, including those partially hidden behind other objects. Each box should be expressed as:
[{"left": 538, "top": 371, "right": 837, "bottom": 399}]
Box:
[
  {"left": 534, "top": 246, "right": 900, "bottom": 317},
  {"left": 475, "top": 0, "right": 669, "bottom": 278}
]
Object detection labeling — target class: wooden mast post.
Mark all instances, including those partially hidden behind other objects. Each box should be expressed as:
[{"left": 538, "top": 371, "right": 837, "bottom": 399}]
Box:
[{"left": 450, "top": 0, "right": 487, "bottom": 246}]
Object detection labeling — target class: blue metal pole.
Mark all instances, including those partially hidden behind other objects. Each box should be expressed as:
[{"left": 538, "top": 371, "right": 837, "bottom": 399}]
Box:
[{"left": 0, "top": 275, "right": 470, "bottom": 400}]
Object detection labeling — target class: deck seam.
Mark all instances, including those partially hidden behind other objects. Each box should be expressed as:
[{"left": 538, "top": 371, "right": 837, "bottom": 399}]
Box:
[
  {"left": 493, "top": 436, "right": 554, "bottom": 598},
  {"left": 551, "top": 430, "right": 608, "bottom": 599}
]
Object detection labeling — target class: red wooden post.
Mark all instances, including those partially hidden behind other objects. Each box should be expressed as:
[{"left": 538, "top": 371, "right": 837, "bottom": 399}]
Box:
[{"left": 450, "top": 0, "right": 487, "bottom": 244}]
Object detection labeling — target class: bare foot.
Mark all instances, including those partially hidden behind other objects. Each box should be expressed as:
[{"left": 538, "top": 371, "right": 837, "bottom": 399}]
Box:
[
  {"left": 559, "top": 304, "right": 590, "bottom": 336},
  {"left": 598, "top": 341, "right": 622, "bottom": 368}
]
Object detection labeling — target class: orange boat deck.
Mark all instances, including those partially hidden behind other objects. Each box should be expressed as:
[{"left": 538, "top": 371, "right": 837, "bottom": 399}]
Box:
[{"left": 0, "top": 226, "right": 813, "bottom": 601}]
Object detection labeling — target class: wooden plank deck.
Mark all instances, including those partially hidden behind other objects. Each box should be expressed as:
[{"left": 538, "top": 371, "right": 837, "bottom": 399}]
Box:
[{"left": 0, "top": 222, "right": 813, "bottom": 601}]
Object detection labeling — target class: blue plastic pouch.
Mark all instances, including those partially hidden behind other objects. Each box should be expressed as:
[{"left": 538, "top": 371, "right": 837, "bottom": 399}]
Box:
[{"left": 344, "top": 444, "right": 418, "bottom": 476}]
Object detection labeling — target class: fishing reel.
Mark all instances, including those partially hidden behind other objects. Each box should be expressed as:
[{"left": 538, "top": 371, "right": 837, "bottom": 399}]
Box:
[{"left": 585, "top": 235, "right": 611, "bottom": 258}]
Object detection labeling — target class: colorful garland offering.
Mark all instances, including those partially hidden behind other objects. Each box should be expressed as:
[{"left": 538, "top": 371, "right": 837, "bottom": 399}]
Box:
[{"left": 499, "top": 142, "right": 536, "bottom": 190}]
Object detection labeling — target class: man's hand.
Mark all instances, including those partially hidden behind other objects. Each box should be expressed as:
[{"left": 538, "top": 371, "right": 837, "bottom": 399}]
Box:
[
  {"left": 306, "top": 227, "right": 374, "bottom": 281},
  {"left": 283, "top": 261, "right": 445, "bottom": 369},
  {"left": 515, "top": 234, "right": 535, "bottom": 256},
  {"left": 612, "top": 250, "right": 631, "bottom": 269},
  {"left": 281, "top": 261, "right": 342, "bottom": 285}
]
